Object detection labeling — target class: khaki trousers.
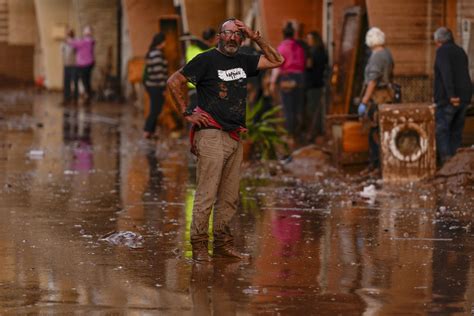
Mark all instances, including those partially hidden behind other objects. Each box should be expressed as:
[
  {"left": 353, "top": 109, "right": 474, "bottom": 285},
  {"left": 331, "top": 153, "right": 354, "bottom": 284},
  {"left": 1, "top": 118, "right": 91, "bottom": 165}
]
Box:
[{"left": 191, "top": 129, "right": 243, "bottom": 247}]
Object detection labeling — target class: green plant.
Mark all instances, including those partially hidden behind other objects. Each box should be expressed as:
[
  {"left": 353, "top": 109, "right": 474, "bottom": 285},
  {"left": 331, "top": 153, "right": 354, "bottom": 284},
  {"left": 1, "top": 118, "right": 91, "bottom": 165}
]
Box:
[{"left": 243, "top": 98, "right": 288, "bottom": 160}]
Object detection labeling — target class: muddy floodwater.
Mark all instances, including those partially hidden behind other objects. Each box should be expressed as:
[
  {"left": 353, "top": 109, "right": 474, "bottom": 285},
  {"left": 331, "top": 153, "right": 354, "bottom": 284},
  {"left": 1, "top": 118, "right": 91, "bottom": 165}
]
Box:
[{"left": 1, "top": 90, "right": 474, "bottom": 315}]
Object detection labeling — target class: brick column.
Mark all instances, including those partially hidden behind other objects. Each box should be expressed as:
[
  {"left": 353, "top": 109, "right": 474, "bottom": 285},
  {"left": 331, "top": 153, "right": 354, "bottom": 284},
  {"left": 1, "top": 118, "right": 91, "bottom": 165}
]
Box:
[
  {"left": 34, "top": 0, "right": 72, "bottom": 89},
  {"left": 71, "top": 0, "right": 119, "bottom": 88}
]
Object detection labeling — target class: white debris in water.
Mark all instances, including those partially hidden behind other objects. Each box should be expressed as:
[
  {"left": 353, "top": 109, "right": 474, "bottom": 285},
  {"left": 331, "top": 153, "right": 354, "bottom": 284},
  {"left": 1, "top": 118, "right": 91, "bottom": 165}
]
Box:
[
  {"left": 439, "top": 206, "right": 447, "bottom": 212},
  {"left": 243, "top": 287, "right": 260, "bottom": 295},
  {"left": 99, "top": 231, "right": 144, "bottom": 249},
  {"left": 27, "top": 149, "right": 44, "bottom": 159},
  {"left": 360, "top": 185, "right": 377, "bottom": 204},
  {"left": 360, "top": 185, "right": 376, "bottom": 198}
]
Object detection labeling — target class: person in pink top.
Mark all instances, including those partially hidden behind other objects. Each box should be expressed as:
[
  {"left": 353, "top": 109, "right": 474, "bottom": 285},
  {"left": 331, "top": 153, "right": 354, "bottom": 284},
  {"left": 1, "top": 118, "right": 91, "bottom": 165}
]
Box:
[
  {"left": 69, "top": 26, "right": 95, "bottom": 104},
  {"left": 271, "top": 22, "right": 306, "bottom": 144}
]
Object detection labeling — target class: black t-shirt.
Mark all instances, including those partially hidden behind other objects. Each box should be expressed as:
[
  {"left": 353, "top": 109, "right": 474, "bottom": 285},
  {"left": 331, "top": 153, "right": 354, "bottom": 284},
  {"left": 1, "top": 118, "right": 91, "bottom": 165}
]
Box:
[{"left": 181, "top": 48, "right": 260, "bottom": 130}]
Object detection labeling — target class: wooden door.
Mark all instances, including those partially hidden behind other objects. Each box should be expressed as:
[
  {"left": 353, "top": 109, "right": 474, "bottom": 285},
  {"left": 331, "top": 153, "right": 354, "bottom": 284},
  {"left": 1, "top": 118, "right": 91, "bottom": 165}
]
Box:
[
  {"left": 445, "top": 0, "right": 457, "bottom": 38},
  {"left": 328, "top": 6, "right": 364, "bottom": 115},
  {"left": 158, "top": 15, "right": 183, "bottom": 131},
  {"left": 159, "top": 15, "right": 183, "bottom": 74},
  {"left": 326, "top": 6, "right": 369, "bottom": 165}
]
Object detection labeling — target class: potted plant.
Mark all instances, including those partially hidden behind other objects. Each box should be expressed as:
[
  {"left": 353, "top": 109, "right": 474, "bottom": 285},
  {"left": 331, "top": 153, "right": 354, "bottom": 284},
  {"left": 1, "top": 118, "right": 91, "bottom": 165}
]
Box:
[{"left": 243, "top": 98, "right": 289, "bottom": 160}]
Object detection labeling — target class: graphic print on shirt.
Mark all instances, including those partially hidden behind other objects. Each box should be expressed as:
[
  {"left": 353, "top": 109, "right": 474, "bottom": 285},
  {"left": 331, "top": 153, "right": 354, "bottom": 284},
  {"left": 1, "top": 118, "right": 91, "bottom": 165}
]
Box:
[
  {"left": 217, "top": 68, "right": 247, "bottom": 81},
  {"left": 218, "top": 82, "right": 228, "bottom": 99}
]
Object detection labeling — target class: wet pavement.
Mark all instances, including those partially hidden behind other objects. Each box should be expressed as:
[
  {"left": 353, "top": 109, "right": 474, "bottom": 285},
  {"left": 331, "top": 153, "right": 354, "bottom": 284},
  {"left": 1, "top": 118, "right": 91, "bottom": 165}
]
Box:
[{"left": 1, "top": 90, "right": 474, "bottom": 315}]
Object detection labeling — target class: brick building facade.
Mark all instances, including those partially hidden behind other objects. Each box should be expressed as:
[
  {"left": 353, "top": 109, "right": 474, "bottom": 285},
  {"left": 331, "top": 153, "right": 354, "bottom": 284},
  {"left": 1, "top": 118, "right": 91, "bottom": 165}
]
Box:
[{"left": 1, "top": 0, "right": 473, "bottom": 96}]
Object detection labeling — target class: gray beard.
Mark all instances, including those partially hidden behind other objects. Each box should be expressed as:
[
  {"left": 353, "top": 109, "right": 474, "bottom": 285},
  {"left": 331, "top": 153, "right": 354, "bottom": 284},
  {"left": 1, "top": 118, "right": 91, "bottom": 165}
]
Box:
[{"left": 218, "top": 42, "right": 239, "bottom": 56}]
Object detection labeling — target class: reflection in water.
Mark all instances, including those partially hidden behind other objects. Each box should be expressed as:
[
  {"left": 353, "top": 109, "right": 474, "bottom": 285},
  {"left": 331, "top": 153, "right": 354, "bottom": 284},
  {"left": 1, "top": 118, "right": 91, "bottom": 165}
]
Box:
[
  {"left": 145, "top": 146, "right": 162, "bottom": 194},
  {"left": 185, "top": 188, "right": 195, "bottom": 260},
  {"left": 2, "top": 92, "right": 474, "bottom": 314},
  {"left": 190, "top": 261, "right": 242, "bottom": 316},
  {"left": 272, "top": 211, "right": 302, "bottom": 249},
  {"left": 63, "top": 108, "right": 93, "bottom": 172},
  {"left": 430, "top": 209, "right": 471, "bottom": 314}
]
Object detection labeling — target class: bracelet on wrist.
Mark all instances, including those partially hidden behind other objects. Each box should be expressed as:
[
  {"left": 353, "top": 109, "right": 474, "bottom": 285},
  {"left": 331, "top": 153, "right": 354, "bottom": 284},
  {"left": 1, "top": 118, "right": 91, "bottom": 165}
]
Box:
[{"left": 182, "top": 109, "right": 193, "bottom": 117}]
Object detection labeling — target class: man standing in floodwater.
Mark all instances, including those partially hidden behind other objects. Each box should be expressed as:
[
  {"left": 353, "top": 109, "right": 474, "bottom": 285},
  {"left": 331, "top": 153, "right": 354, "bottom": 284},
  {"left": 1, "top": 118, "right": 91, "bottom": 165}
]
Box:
[
  {"left": 167, "top": 18, "right": 284, "bottom": 262},
  {"left": 433, "top": 27, "right": 472, "bottom": 165}
]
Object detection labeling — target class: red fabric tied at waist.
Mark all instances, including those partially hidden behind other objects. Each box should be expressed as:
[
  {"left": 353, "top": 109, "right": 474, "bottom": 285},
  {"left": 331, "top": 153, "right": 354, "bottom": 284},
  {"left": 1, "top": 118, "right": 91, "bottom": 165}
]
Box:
[{"left": 189, "top": 106, "right": 247, "bottom": 155}]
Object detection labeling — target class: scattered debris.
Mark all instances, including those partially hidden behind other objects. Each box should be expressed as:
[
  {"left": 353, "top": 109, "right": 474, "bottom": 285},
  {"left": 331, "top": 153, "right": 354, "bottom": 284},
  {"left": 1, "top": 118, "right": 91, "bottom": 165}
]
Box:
[
  {"left": 434, "top": 148, "right": 474, "bottom": 193},
  {"left": 242, "top": 286, "right": 261, "bottom": 295},
  {"left": 360, "top": 184, "right": 377, "bottom": 204},
  {"left": 99, "top": 231, "right": 144, "bottom": 249},
  {"left": 392, "top": 237, "right": 452, "bottom": 241},
  {"left": 283, "top": 145, "right": 332, "bottom": 178},
  {"left": 27, "top": 149, "right": 44, "bottom": 159},
  {"left": 291, "top": 144, "right": 332, "bottom": 161}
]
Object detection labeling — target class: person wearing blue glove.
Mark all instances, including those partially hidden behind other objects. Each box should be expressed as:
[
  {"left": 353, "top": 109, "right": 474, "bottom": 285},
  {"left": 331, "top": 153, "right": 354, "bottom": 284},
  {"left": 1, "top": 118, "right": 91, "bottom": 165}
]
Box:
[
  {"left": 359, "top": 27, "right": 394, "bottom": 174},
  {"left": 357, "top": 102, "right": 367, "bottom": 117}
]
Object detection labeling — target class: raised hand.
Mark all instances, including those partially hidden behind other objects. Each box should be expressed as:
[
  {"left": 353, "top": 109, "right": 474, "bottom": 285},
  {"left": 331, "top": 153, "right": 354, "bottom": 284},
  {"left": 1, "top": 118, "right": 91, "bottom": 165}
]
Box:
[{"left": 234, "top": 19, "right": 258, "bottom": 40}]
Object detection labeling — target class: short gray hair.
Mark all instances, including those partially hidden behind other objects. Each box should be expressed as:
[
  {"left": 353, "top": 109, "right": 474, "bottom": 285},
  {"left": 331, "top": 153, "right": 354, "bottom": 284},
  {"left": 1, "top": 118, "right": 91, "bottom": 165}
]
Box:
[
  {"left": 434, "top": 27, "right": 453, "bottom": 43},
  {"left": 366, "top": 27, "right": 385, "bottom": 48}
]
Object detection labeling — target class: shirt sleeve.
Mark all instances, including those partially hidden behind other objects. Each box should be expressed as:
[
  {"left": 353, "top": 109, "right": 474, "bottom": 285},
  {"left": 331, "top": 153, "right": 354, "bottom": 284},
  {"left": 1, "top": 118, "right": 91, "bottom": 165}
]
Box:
[
  {"left": 244, "top": 53, "right": 260, "bottom": 78},
  {"left": 365, "top": 54, "right": 384, "bottom": 83},
  {"left": 181, "top": 52, "right": 208, "bottom": 85}
]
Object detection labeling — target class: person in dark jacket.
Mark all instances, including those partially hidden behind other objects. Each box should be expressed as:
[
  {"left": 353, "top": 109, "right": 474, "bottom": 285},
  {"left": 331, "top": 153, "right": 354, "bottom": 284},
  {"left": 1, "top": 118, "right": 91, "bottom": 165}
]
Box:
[
  {"left": 433, "top": 27, "right": 472, "bottom": 165},
  {"left": 305, "top": 31, "right": 328, "bottom": 142}
]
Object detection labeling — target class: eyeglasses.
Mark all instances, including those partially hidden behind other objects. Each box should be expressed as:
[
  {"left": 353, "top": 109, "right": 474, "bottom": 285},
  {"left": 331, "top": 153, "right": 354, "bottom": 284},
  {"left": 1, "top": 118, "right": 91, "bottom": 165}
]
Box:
[{"left": 220, "top": 30, "right": 244, "bottom": 39}]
